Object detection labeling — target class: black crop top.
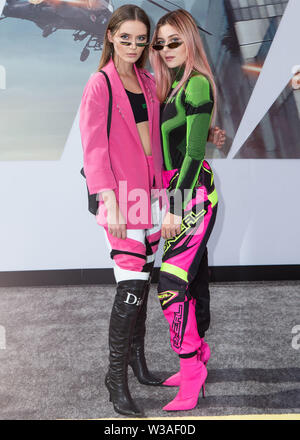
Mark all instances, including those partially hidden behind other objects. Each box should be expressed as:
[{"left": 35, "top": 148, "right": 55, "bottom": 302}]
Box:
[{"left": 125, "top": 89, "right": 148, "bottom": 123}]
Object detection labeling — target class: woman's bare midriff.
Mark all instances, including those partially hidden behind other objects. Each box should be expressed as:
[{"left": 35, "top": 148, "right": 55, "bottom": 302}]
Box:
[{"left": 137, "top": 121, "right": 152, "bottom": 156}]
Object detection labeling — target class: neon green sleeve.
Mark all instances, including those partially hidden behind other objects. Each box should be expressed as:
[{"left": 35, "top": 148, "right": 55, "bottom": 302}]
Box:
[{"left": 170, "top": 75, "right": 214, "bottom": 215}]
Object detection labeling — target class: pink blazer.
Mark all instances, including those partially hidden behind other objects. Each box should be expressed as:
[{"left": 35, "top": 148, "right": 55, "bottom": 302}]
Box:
[{"left": 79, "top": 57, "right": 164, "bottom": 229}]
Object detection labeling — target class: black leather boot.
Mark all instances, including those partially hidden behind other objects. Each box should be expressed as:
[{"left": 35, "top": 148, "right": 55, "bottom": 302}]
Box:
[
  {"left": 129, "top": 278, "right": 164, "bottom": 386},
  {"left": 105, "top": 279, "right": 147, "bottom": 417}
]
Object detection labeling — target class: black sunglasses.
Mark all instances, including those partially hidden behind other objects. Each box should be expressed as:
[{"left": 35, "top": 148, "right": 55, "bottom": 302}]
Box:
[
  {"left": 151, "top": 41, "right": 184, "bottom": 51},
  {"left": 119, "top": 40, "right": 149, "bottom": 47}
]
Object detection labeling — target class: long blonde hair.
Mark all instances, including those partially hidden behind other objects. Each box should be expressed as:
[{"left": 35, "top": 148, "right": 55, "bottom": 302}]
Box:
[
  {"left": 97, "top": 4, "right": 151, "bottom": 71},
  {"left": 149, "top": 9, "right": 217, "bottom": 118}
]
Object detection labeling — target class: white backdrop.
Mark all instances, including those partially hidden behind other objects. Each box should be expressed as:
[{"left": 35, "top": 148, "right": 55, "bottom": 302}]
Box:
[
  {"left": 0, "top": 118, "right": 299, "bottom": 271},
  {"left": 0, "top": 0, "right": 300, "bottom": 272}
]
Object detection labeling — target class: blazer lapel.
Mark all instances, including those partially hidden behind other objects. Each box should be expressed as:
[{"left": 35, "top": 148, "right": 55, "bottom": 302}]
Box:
[
  {"left": 103, "top": 58, "right": 154, "bottom": 150},
  {"left": 103, "top": 58, "right": 141, "bottom": 148},
  {"left": 134, "top": 64, "right": 154, "bottom": 142}
]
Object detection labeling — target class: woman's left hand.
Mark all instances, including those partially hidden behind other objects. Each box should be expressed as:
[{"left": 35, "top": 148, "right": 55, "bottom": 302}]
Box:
[
  {"left": 162, "top": 212, "right": 182, "bottom": 240},
  {"left": 208, "top": 126, "right": 226, "bottom": 149}
]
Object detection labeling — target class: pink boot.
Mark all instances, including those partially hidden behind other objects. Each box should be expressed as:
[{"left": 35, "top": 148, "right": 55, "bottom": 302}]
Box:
[
  {"left": 163, "top": 339, "right": 210, "bottom": 387},
  {"left": 163, "top": 354, "right": 207, "bottom": 411}
]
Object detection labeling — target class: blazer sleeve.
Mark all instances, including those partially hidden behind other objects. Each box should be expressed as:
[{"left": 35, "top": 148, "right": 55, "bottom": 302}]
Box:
[{"left": 79, "top": 73, "right": 117, "bottom": 195}]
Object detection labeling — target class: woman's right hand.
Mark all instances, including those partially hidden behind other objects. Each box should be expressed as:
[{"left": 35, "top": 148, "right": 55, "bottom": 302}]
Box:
[
  {"left": 107, "top": 207, "right": 127, "bottom": 239},
  {"left": 101, "top": 190, "right": 127, "bottom": 239}
]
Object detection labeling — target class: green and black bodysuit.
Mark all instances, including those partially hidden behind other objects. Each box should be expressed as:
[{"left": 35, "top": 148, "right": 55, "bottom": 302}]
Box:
[{"left": 160, "top": 68, "right": 214, "bottom": 215}]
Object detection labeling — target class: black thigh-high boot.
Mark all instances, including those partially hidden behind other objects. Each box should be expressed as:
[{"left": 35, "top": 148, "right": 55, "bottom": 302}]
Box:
[
  {"left": 105, "top": 279, "right": 147, "bottom": 417},
  {"left": 129, "top": 277, "right": 164, "bottom": 386}
]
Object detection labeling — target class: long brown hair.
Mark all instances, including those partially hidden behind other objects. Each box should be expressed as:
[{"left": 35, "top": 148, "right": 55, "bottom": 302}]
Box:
[
  {"left": 149, "top": 9, "right": 217, "bottom": 120},
  {"left": 97, "top": 4, "right": 151, "bottom": 71}
]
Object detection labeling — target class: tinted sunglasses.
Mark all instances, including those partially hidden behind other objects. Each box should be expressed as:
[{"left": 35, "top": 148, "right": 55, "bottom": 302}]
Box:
[
  {"left": 119, "top": 40, "right": 149, "bottom": 47},
  {"left": 151, "top": 41, "right": 184, "bottom": 51}
]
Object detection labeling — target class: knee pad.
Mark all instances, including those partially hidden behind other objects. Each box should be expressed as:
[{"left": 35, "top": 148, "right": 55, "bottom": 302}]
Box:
[{"left": 157, "top": 271, "right": 187, "bottom": 310}]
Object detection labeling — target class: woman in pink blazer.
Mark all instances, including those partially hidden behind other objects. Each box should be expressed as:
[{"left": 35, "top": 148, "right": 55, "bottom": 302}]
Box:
[
  {"left": 80, "top": 5, "right": 165, "bottom": 417},
  {"left": 80, "top": 4, "right": 225, "bottom": 417}
]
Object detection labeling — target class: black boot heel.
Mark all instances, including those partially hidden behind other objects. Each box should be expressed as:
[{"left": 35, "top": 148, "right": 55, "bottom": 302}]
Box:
[
  {"left": 129, "top": 346, "right": 164, "bottom": 386},
  {"left": 129, "top": 279, "right": 164, "bottom": 386}
]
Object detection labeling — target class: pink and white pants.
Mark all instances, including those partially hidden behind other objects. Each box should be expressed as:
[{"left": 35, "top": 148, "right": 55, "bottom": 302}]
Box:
[{"left": 99, "top": 155, "right": 165, "bottom": 283}]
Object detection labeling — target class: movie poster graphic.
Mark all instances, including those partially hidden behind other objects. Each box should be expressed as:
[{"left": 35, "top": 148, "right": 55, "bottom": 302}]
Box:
[{"left": 0, "top": 0, "right": 299, "bottom": 160}]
